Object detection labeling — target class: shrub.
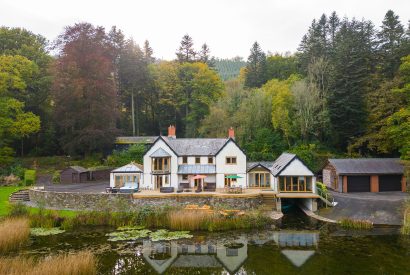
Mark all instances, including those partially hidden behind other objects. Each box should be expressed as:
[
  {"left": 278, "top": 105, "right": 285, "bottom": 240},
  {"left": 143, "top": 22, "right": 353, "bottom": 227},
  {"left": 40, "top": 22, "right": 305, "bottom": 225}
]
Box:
[
  {"left": 0, "top": 251, "right": 97, "bottom": 275},
  {"left": 401, "top": 200, "right": 410, "bottom": 235},
  {"left": 8, "top": 203, "right": 29, "bottom": 217},
  {"left": 340, "top": 218, "right": 373, "bottom": 230},
  {"left": 52, "top": 171, "right": 60, "bottom": 184},
  {"left": 106, "top": 144, "right": 145, "bottom": 167},
  {"left": 24, "top": 170, "right": 36, "bottom": 186},
  {"left": 0, "top": 218, "right": 30, "bottom": 253}
]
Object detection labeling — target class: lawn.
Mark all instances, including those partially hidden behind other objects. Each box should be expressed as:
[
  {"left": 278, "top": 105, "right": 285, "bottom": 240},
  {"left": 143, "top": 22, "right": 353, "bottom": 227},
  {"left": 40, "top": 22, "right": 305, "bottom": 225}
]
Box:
[
  {"left": 0, "top": 186, "right": 77, "bottom": 218},
  {"left": 0, "top": 186, "right": 26, "bottom": 216}
]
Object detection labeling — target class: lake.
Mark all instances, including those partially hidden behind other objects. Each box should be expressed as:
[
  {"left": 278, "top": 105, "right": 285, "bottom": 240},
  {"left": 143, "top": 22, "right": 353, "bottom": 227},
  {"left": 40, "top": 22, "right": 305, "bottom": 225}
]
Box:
[{"left": 18, "top": 209, "right": 410, "bottom": 274}]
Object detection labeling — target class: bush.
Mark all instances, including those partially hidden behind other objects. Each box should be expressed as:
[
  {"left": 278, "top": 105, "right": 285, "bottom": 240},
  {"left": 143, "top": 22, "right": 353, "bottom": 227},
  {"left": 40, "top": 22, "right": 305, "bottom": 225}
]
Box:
[
  {"left": 24, "top": 170, "right": 36, "bottom": 186},
  {"left": 52, "top": 171, "right": 60, "bottom": 184},
  {"left": 106, "top": 144, "right": 145, "bottom": 167},
  {"left": 8, "top": 203, "right": 29, "bottom": 217},
  {"left": 401, "top": 200, "right": 410, "bottom": 235},
  {"left": 0, "top": 218, "right": 30, "bottom": 253}
]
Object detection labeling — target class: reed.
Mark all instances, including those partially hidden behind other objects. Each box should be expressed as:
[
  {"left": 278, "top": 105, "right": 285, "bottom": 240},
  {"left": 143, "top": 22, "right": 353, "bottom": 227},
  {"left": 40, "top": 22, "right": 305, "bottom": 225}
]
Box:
[
  {"left": 0, "top": 217, "right": 30, "bottom": 253},
  {"left": 168, "top": 210, "right": 210, "bottom": 231},
  {"left": 401, "top": 200, "right": 410, "bottom": 235},
  {"left": 340, "top": 218, "right": 373, "bottom": 230},
  {"left": 0, "top": 251, "right": 97, "bottom": 275}
]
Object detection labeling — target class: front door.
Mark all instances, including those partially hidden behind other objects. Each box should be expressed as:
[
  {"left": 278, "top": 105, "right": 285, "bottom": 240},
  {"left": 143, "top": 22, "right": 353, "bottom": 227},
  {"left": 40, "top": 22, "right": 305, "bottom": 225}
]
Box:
[{"left": 155, "top": 176, "right": 163, "bottom": 189}]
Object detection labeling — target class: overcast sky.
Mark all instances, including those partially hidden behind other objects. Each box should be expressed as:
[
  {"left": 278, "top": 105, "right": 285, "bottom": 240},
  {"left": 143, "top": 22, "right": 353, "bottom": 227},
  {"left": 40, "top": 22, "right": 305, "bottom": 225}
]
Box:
[{"left": 1, "top": 0, "right": 409, "bottom": 60}]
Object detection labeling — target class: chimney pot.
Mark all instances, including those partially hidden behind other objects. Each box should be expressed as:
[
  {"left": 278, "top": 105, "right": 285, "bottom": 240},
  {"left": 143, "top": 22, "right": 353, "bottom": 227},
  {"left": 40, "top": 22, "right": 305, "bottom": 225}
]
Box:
[
  {"left": 228, "top": 127, "right": 235, "bottom": 139},
  {"left": 168, "top": 125, "right": 176, "bottom": 138}
]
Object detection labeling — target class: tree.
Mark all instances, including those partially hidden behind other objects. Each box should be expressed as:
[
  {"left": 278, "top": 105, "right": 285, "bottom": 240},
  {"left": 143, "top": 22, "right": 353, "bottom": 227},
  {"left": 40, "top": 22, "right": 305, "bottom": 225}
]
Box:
[
  {"left": 377, "top": 10, "right": 406, "bottom": 78},
  {"left": 266, "top": 54, "right": 299, "bottom": 80},
  {"left": 118, "top": 39, "right": 149, "bottom": 136},
  {"left": 143, "top": 40, "right": 155, "bottom": 64},
  {"left": 176, "top": 34, "right": 196, "bottom": 63},
  {"left": 244, "top": 42, "right": 267, "bottom": 88},
  {"left": 52, "top": 23, "right": 119, "bottom": 155},
  {"left": 0, "top": 55, "right": 40, "bottom": 160},
  {"left": 328, "top": 18, "right": 376, "bottom": 149},
  {"left": 387, "top": 55, "right": 410, "bottom": 159},
  {"left": 198, "top": 43, "right": 214, "bottom": 67}
]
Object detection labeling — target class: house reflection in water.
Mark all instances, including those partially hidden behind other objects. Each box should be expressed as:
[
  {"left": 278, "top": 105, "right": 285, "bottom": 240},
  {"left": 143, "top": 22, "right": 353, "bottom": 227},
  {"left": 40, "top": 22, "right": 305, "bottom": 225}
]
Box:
[
  {"left": 250, "top": 231, "right": 319, "bottom": 268},
  {"left": 142, "top": 236, "right": 248, "bottom": 274}
]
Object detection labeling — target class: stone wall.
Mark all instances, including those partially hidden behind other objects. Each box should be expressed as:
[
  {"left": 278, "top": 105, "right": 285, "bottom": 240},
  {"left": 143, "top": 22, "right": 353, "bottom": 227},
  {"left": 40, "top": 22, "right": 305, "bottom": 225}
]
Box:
[{"left": 28, "top": 189, "right": 264, "bottom": 211}]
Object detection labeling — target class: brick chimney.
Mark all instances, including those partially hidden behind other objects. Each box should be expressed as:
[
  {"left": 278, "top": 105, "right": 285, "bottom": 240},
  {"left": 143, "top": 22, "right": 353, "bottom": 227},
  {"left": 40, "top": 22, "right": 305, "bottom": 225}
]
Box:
[
  {"left": 228, "top": 127, "right": 235, "bottom": 139},
  {"left": 168, "top": 125, "right": 176, "bottom": 138}
]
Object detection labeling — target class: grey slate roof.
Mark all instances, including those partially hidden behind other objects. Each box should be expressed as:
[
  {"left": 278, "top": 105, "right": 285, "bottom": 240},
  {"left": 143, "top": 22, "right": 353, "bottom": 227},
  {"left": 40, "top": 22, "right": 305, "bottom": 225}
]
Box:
[
  {"left": 150, "top": 148, "right": 171, "bottom": 157},
  {"left": 111, "top": 163, "right": 143, "bottom": 173},
  {"left": 115, "top": 136, "right": 158, "bottom": 144},
  {"left": 69, "top": 166, "right": 88, "bottom": 173},
  {"left": 164, "top": 137, "right": 228, "bottom": 156},
  {"left": 271, "top": 153, "right": 297, "bottom": 176},
  {"left": 247, "top": 162, "right": 275, "bottom": 172},
  {"left": 178, "top": 164, "right": 216, "bottom": 174},
  {"left": 329, "top": 158, "right": 404, "bottom": 175}
]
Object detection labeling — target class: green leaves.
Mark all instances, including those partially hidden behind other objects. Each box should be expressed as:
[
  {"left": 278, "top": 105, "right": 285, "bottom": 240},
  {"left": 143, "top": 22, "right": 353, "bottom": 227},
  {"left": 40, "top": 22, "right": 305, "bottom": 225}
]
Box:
[{"left": 106, "top": 228, "right": 193, "bottom": 242}]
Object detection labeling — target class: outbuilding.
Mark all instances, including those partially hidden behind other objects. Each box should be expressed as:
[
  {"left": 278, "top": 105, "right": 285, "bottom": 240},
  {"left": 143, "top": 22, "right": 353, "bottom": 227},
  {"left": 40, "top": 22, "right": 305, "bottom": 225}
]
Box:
[
  {"left": 60, "top": 166, "right": 88, "bottom": 184},
  {"left": 110, "top": 162, "right": 143, "bottom": 189},
  {"left": 323, "top": 158, "right": 406, "bottom": 193}
]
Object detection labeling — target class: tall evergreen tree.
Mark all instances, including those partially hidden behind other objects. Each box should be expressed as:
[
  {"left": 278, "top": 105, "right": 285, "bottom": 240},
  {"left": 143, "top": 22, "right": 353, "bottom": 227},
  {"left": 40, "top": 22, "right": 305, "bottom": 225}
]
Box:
[
  {"left": 176, "top": 34, "right": 196, "bottom": 63},
  {"left": 198, "top": 43, "right": 215, "bottom": 67},
  {"left": 244, "top": 41, "right": 267, "bottom": 88},
  {"left": 328, "top": 19, "right": 376, "bottom": 149},
  {"left": 143, "top": 40, "right": 155, "bottom": 64},
  {"left": 377, "top": 10, "right": 406, "bottom": 78}
]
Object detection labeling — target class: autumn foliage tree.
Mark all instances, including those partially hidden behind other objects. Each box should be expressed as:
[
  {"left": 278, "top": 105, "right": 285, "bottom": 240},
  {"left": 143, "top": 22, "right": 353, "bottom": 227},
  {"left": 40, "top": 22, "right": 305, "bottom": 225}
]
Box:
[{"left": 52, "top": 23, "right": 119, "bottom": 155}]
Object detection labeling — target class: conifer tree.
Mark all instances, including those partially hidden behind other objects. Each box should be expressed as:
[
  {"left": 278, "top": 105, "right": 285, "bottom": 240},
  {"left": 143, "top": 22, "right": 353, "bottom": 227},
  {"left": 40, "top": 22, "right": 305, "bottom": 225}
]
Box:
[
  {"left": 176, "top": 34, "right": 196, "bottom": 63},
  {"left": 244, "top": 41, "right": 267, "bottom": 88}
]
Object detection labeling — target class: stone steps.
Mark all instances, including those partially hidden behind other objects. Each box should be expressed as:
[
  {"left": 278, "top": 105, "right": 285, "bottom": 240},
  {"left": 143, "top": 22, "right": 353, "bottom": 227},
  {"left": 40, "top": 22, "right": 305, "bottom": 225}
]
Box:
[{"left": 9, "top": 190, "right": 30, "bottom": 203}]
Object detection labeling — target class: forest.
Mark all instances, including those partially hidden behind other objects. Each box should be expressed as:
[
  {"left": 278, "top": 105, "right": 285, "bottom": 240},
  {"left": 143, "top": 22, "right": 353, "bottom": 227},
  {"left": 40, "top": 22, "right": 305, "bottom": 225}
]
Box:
[{"left": 0, "top": 10, "right": 409, "bottom": 173}]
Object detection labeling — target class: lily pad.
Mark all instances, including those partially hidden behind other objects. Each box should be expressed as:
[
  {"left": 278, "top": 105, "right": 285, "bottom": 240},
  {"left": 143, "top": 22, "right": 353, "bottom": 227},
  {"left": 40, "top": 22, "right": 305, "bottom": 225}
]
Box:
[
  {"left": 30, "top": 227, "right": 66, "bottom": 236},
  {"left": 150, "top": 229, "right": 193, "bottom": 241},
  {"left": 117, "top": 225, "right": 145, "bottom": 231},
  {"left": 106, "top": 229, "right": 151, "bottom": 241}
]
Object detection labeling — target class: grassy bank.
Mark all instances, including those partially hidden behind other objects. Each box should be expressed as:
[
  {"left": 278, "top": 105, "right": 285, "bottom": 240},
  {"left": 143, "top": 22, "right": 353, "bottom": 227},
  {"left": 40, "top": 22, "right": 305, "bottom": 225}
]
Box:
[
  {"left": 0, "top": 251, "right": 96, "bottom": 275},
  {"left": 0, "top": 218, "right": 30, "bottom": 253},
  {"left": 340, "top": 218, "right": 373, "bottom": 230},
  {"left": 401, "top": 200, "right": 410, "bottom": 235},
  {"left": 0, "top": 186, "right": 26, "bottom": 216},
  {"left": 7, "top": 203, "right": 272, "bottom": 232}
]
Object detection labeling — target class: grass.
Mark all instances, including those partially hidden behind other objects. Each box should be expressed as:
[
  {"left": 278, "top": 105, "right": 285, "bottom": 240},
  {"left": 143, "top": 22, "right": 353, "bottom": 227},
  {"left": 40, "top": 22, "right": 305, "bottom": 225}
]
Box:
[
  {"left": 0, "top": 251, "right": 97, "bottom": 275},
  {"left": 340, "top": 218, "right": 373, "bottom": 230},
  {"left": 401, "top": 200, "right": 410, "bottom": 235},
  {"left": 0, "top": 218, "right": 30, "bottom": 253},
  {"left": 0, "top": 186, "right": 26, "bottom": 216}
]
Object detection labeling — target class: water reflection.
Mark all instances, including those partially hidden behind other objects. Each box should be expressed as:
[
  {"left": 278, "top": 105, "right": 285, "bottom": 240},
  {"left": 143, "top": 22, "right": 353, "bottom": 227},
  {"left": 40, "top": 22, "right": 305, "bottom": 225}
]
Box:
[{"left": 140, "top": 231, "right": 319, "bottom": 274}]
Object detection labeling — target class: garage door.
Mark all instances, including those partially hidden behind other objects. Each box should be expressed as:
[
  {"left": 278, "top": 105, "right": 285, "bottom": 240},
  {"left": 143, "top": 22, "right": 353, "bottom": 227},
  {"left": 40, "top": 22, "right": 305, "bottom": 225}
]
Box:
[
  {"left": 379, "top": 175, "right": 402, "bottom": 192},
  {"left": 347, "top": 176, "right": 370, "bottom": 192}
]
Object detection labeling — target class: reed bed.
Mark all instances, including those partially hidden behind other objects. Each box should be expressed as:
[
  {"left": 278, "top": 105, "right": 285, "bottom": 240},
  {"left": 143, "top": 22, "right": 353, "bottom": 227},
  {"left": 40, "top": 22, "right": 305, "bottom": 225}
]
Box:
[
  {"left": 168, "top": 210, "right": 210, "bottom": 231},
  {"left": 340, "top": 218, "right": 373, "bottom": 230},
  {"left": 401, "top": 200, "right": 410, "bottom": 235},
  {"left": 0, "top": 217, "right": 30, "bottom": 253},
  {"left": 0, "top": 251, "right": 97, "bottom": 275}
]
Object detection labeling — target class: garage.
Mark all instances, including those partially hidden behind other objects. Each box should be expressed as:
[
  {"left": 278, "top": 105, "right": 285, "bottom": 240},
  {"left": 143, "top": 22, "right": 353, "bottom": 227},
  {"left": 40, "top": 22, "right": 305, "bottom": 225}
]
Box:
[
  {"left": 379, "top": 175, "right": 402, "bottom": 192},
  {"left": 347, "top": 176, "right": 370, "bottom": 192}
]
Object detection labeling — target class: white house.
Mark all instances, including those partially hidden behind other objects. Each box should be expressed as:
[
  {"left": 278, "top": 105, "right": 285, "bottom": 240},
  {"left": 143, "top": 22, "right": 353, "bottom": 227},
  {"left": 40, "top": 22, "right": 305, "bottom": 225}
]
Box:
[{"left": 142, "top": 126, "right": 247, "bottom": 191}]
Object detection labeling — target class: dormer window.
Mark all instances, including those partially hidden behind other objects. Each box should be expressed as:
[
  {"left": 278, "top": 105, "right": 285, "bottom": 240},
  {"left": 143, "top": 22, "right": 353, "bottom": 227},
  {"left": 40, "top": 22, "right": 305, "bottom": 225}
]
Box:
[
  {"left": 226, "top": 157, "right": 237, "bottom": 164},
  {"left": 182, "top": 156, "right": 188, "bottom": 164},
  {"left": 195, "top": 157, "right": 201, "bottom": 164}
]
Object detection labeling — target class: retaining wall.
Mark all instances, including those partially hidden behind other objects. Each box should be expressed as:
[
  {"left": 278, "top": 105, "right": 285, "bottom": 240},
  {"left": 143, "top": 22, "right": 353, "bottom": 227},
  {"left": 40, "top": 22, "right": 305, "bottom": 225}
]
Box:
[{"left": 28, "top": 189, "right": 264, "bottom": 211}]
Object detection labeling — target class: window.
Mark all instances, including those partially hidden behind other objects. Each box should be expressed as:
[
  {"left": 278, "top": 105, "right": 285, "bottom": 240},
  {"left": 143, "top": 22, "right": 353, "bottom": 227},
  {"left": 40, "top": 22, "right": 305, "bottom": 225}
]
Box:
[
  {"left": 195, "top": 157, "right": 201, "bottom": 164},
  {"left": 278, "top": 176, "right": 313, "bottom": 192},
  {"left": 249, "top": 172, "right": 270, "bottom": 188},
  {"left": 152, "top": 157, "right": 170, "bottom": 172},
  {"left": 208, "top": 157, "right": 213, "bottom": 164},
  {"left": 224, "top": 175, "right": 237, "bottom": 187},
  {"left": 226, "top": 157, "right": 237, "bottom": 164},
  {"left": 182, "top": 175, "right": 188, "bottom": 180},
  {"left": 182, "top": 156, "right": 188, "bottom": 164}
]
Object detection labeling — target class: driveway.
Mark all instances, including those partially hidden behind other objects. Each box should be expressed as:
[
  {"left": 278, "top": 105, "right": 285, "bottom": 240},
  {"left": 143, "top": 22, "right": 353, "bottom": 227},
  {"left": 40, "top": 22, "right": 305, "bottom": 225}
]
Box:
[
  {"left": 40, "top": 181, "right": 109, "bottom": 193},
  {"left": 318, "top": 191, "right": 409, "bottom": 225}
]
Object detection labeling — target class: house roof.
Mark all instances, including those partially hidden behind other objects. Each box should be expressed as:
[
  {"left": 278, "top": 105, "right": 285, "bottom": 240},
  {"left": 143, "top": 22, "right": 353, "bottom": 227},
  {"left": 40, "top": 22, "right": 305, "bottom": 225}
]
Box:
[
  {"left": 163, "top": 137, "right": 229, "bottom": 156},
  {"left": 271, "top": 153, "right": 297, "bottom": 176},
  {"left": 178, "top": 164, "right": 216, "bottom": 174},
  {"left": 328, "top": 158, "right": 404, "bottom": 175},
  {"left": 69, "top": 166, "right": 88, "bottom": 173},
  {"left": 115, "top": 136, "right": 158, "bottom": 144},
  {"left": 247, "top": 162, "right": 275, "bottom": 172},
  {"left": 150, "top": 148, "right": 171, "bottom": 157},
  {"left": 111, "top": 162, "right": 143, "bottom": 173}
]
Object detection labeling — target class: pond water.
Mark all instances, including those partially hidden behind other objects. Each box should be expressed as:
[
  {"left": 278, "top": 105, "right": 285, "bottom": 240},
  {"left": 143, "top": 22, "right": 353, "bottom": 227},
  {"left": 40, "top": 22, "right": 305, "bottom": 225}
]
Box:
[{"left": 16, "top": 209, "right": 410, "bottom": 274}]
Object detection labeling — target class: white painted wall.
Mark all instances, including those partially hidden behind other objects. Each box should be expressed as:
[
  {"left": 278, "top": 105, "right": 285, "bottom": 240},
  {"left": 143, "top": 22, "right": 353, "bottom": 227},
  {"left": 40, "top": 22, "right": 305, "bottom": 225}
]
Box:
[
  {"left": 215, "top": 141, "right": 247, "bottom": 188},
  {"left": 279, "top": 159, "right": 314, "bottom": 176}
]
